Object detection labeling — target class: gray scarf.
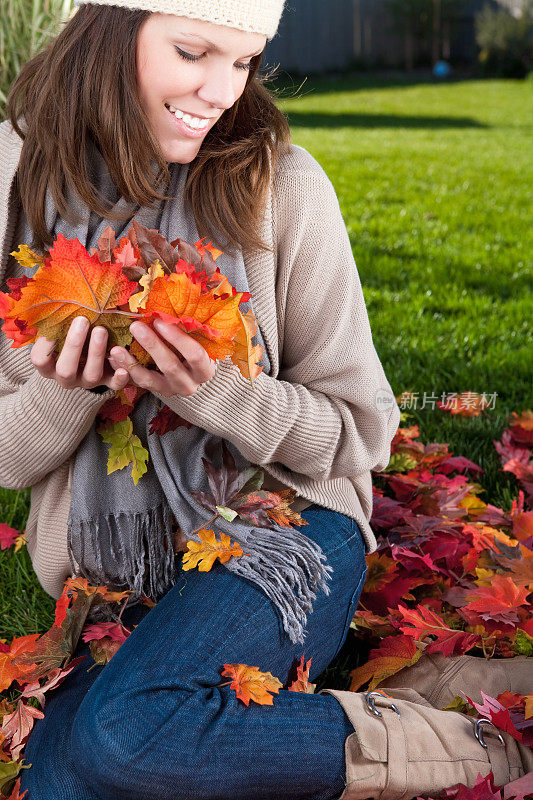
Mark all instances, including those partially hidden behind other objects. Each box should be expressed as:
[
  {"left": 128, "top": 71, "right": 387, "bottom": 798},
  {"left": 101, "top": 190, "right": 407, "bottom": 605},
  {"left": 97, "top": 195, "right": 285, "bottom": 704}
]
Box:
[{"left": 22, "top": 136, "right": 332, "bottom": 645}]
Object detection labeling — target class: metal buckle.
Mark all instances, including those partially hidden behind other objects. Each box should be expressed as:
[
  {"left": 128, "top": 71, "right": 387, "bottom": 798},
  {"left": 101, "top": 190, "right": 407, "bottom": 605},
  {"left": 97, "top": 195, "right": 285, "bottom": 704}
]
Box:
[
  {"left": 365, "top": 690, "right": 400, "bottom": 717},
  {"left": 474, "top": 718, "right": 505, "bottom": 748}
]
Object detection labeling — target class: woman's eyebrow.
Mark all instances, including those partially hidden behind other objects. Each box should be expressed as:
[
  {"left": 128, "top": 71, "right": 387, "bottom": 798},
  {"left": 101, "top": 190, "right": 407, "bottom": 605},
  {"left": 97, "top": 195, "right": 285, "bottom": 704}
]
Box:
[{"left": 174, "top": 32, "right": 263, "bottom": 58}]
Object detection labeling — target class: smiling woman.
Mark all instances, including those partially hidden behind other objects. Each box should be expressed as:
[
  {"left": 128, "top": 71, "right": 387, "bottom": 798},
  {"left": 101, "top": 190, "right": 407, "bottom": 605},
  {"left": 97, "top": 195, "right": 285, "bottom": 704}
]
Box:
[
  {"left": 135, "top": 14, "right": 269, "bottom": 165},
  {"left": 6, "top": 3, "right": 291, "bottom": 258}
]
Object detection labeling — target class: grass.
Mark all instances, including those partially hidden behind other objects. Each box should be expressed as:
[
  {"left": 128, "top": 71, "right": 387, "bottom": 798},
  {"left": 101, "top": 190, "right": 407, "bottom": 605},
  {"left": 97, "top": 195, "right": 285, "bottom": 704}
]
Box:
[{"left": 1, "top": 73, "right": 532, "bottom": 691}]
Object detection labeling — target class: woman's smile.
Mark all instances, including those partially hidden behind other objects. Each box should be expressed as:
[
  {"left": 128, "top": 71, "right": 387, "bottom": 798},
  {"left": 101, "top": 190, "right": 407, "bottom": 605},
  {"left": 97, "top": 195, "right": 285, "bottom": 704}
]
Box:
[{"left": 164, "top": 103, "right": 213, "bottom": 139}]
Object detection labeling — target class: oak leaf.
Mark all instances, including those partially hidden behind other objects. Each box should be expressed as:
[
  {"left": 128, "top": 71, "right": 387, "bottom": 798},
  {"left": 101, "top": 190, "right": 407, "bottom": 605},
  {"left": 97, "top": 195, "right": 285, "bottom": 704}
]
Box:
[
  {"left": 220, "top": 664, "right": 283, "bottom": 706},
  {"left": 181, "top": 529, "right": 248, "bottom": 572}
]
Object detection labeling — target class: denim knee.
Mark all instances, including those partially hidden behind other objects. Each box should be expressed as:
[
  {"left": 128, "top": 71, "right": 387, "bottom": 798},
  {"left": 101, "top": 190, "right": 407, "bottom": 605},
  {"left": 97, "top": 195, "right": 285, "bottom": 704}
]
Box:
[{"left": 69, "top": 684, "right": 219, "bottom": 800}]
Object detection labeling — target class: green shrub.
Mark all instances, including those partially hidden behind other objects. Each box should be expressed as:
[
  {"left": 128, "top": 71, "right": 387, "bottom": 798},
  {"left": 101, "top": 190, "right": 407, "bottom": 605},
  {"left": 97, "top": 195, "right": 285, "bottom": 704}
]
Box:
[
  {"left": 474, "top": 1, "right": 533, "bottom": 78},
  {"left": 0, "top": 0, "right": 75, "bottom": 122}
]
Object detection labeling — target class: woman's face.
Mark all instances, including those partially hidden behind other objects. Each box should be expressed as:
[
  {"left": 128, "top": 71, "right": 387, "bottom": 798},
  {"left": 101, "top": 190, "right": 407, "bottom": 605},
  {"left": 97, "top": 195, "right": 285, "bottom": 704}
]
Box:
[{"left": 136, "top": 14, "right": 267, "bottom": 164}]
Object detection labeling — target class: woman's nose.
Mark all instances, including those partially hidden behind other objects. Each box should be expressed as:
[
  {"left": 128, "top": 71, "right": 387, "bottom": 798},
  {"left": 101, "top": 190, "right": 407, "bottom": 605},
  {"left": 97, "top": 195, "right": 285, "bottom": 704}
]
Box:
[{"left": 197, "top": 67, "right": 238, "bottom": 111}]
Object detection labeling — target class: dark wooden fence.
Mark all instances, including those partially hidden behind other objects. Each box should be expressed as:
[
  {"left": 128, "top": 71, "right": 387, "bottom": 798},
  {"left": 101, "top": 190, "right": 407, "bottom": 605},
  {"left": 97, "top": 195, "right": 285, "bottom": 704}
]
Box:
[{"left": 263, "top": 0, "right": 501, "bottom": 74}]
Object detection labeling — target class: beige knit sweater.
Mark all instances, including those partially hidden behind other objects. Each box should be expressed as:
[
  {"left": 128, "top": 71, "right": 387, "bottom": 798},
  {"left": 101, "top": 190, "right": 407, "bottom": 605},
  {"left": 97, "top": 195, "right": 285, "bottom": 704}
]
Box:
[{"left": 0, "top": 117, "right": 401, "bottom": 601}]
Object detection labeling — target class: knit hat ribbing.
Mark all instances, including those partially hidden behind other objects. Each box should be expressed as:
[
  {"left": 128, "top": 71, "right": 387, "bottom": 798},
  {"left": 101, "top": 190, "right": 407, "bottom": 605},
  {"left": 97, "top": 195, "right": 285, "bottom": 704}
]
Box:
[{"left": 72, "top": 0, "right": 285, "bottom": 39}]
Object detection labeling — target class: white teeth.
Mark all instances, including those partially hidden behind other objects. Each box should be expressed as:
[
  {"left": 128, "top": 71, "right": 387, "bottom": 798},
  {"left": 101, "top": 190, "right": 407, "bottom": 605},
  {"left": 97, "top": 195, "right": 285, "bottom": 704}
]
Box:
[{"left": 167, "top": 104, "right": 209, "bottom": 130}]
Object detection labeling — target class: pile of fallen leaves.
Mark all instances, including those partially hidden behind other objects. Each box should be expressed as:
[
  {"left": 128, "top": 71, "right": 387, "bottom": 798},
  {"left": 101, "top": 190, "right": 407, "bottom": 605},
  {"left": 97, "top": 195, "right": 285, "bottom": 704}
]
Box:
[{"left": 0, "top": 401, "right": 531, "bottom": 798}]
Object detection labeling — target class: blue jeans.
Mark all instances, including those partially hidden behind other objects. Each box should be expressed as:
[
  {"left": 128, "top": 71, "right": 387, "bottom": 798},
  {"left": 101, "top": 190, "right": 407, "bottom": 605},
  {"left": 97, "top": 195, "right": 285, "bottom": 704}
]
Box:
[{"left": 20, "top": 503, "right": 368, "bottom": 800}]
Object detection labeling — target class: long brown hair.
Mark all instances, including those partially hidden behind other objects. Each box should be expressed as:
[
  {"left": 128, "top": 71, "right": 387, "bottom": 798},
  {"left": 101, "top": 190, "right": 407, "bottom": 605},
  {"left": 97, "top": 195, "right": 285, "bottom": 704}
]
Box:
[{"left": 6, "top": 4, "right": 291, "bottom": 257}]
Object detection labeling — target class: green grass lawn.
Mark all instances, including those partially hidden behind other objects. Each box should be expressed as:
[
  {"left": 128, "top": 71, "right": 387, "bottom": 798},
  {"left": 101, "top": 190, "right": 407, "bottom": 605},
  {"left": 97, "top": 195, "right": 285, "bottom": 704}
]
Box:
[{"left": 1, "top": 75, "right": 532, "bottom": 689}]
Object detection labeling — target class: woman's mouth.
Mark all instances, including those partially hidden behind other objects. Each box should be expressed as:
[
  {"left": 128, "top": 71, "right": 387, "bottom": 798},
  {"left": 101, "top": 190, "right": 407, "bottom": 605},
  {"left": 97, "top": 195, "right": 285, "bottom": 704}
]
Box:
[{"left": 164, "top": 104, "right": 211, "bottom": 139}]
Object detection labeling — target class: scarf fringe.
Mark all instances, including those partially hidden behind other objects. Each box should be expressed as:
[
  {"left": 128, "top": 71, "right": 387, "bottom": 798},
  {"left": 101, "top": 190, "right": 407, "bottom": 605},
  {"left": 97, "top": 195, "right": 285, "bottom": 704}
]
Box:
[
  {"left": 200, "top": 521, "right": 334, "bottom": 645},
  {"left": 67, "top": 501, "right": 177, "bottom": 604}
]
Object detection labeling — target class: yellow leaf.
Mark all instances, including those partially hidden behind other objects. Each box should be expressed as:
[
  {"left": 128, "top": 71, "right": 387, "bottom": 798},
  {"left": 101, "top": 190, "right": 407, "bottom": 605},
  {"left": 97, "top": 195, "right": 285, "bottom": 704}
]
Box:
[
  {"left": 525, "top": 694, "right": 533, "bottom": 719},
  {"left": 128, "top": 260, "right": 165, "bottom": 312},
  {"left": 9, "top": 243, "right": 44, "bottom": 272},
  {"left": 182, "top": 529, "right": 247, "bottom": 572},
  {"left": 99, "top": 417, "right": 149, "bottom": 485}
]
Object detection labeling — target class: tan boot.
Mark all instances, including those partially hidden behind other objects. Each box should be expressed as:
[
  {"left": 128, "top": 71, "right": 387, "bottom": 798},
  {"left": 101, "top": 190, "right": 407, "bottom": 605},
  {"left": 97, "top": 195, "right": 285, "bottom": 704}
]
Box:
[
  {"left": 378, "top": 653, "right": 532, "bottom": 709},
  {"left": 318, "top": 686, "right": 533, "bottom": 800}
]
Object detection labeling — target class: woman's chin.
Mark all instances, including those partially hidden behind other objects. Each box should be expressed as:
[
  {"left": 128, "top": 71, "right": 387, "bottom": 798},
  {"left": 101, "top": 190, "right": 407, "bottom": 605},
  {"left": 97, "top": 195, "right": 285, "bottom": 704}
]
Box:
[{"left": 160, "top": 138, "right": 202, "bottom": 165}]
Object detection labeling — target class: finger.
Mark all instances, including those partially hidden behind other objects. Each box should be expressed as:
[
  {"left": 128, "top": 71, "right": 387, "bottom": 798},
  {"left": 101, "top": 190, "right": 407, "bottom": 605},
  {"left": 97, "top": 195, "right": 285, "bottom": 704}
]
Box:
[
  {"left": 55, "top": 316, "right": 90, "bottom": 386},
  {"left": 108, "top": 348, "right": 167, "bottom": 394},
  {"left": 30, "top": 335, "right": 59, "bottom": 377},
  {"left": 81, "top": 325, "right": 109, "bottom": 386},
  {"left": 152, "top": 319, "right": 209, "bottom": 375},
  {"left": 128, "top": 323, "right": 197, "bottom": 390},
  {"left": 108, "top": 368, "right": 131, "bottom": 392}
]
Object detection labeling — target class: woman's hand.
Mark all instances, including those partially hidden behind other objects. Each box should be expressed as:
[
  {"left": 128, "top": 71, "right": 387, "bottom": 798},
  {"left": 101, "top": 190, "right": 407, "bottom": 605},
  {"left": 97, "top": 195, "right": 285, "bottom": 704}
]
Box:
[
  {"left": 30, "top": 316, "right": 131, "bottom": 392},
  {"left": 107, "top": 319, "right": 217, "bottom": 398}
]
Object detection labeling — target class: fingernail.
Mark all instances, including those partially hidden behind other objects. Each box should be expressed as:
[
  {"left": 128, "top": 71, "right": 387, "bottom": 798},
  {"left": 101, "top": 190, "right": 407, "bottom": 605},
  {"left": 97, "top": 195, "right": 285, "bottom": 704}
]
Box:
[{"left": 73, "top": 316, "right": 88, "bottom": 332}]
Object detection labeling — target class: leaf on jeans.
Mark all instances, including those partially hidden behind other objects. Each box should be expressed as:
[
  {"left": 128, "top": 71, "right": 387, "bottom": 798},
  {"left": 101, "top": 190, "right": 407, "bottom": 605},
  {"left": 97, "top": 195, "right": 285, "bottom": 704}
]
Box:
[
  {"left": 348, "top": 635, "right": 422, "bottom": 692},
  {"left": 81, "top": 621, "right": 131, "bottom": 645},
  {"left": 220, "top": 663, "right": 283, "bottom": 706},
  {"left": 287, "top": 654, "right": 315, "bottom": 693},
  {"left": 12, "top": 586, "right": 104, "bottom": 683},
  {"left": 88, "top": 637, "right": 125, "bottom": 668},
  {"left": 181, "top": 529, "right": 248, "bottom": 572},
  {"left": 19, "top": 657, "right": 86, "bottom": 708}
]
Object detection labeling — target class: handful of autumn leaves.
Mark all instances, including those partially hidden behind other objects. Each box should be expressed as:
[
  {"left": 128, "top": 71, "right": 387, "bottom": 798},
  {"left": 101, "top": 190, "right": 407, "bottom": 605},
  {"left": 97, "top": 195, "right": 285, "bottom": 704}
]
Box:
[{"left": 0, "top": 220, "right": 265, "bottom": 484}]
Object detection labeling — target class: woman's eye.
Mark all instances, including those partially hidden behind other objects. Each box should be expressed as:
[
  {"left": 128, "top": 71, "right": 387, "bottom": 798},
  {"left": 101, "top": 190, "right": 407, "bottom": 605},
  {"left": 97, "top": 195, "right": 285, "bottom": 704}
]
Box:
[
  {"left": 175, "top": 47, "right": 202, "bottom": 63},
  {"left": 174, "top": 46, "right": 254, "bottom": 71}
]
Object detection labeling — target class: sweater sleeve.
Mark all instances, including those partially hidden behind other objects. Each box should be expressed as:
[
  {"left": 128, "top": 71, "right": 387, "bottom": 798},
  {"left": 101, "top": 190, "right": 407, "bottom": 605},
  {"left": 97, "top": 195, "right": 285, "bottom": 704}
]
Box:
[
  {"left": 0, "top": 349, "right": 116, "bottom": 490},
  {"left": 150, "top": 166, "right": 401, "bottom": 483}
]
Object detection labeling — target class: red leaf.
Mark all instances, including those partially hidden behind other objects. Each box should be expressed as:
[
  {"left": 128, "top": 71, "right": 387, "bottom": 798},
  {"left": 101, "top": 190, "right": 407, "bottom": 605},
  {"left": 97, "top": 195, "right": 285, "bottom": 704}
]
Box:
[
  {"left": 398, "top": 604, "right": 481, "bottom": 656},
  {"left": 462, "top": 575, "right": 530, "bottom": 626},
  {"left": 0, "top": 522, "right": 20, "bottom": 550},
  {"left": 463, "top": 690, "right": 523, "bottom": 743}
]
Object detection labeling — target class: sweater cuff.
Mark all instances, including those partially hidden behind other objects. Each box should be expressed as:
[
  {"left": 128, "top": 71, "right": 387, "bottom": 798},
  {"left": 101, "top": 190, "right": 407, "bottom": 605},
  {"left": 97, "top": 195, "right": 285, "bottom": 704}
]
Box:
[{"left": 26, "top": 371, "right": 116, "bottom": 413}]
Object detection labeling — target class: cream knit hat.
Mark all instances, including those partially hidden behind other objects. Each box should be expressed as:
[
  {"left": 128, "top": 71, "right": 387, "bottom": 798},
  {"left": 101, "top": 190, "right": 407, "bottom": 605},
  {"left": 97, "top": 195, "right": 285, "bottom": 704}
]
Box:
[{"left": 72, "top": 0, "right": 286, "bottom": 39}]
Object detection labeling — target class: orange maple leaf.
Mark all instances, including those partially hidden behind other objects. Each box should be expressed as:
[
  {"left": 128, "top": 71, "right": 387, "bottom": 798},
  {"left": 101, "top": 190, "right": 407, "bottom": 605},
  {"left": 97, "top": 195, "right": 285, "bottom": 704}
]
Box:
[
  {"left": 3, "top": 233, "right": 138, "bottom": 351},
  {"left": 437, "top": 392, "right": 491, "bottom": 417},
  {"left": 348, "top": 635, "right": 422, "bottom": 692},
  {"left": 181, "top": 529, "right": 248, "bottom": 572},
  {"left": 0, "top": 636, "right": 41, "bottom": 693},
  {"left": 512, "top": 511, "right": 533, "bottom": 542},
  {"left": 220, "top": 663, "right": 283, "bottom": 706}
]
